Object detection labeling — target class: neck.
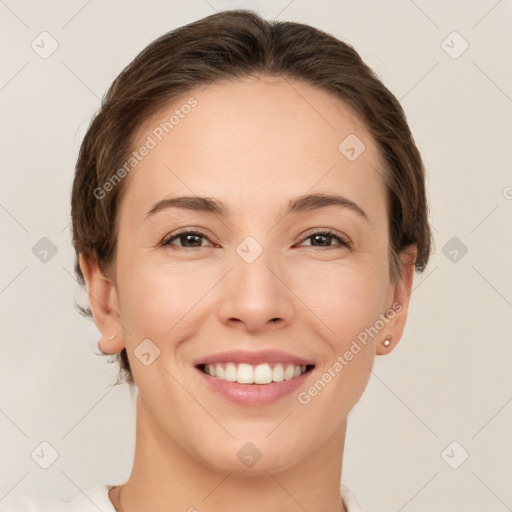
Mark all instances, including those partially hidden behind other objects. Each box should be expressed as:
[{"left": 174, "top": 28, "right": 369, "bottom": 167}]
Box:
[{"left": 114, "top": 394, "right": 348, "bottom": 512}]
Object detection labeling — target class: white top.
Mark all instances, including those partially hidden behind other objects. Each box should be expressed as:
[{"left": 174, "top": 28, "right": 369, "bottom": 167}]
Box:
[{"left": 0, "top": 481, "right": 366, "bottom": 511}]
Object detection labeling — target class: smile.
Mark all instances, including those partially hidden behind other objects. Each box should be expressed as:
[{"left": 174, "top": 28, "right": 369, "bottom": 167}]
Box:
[
  {"left": 193, "top": 349, "right": 316, "bottom": 405},
  {"left": 197, "top": 362, "right": 314, "bottom": 385}
]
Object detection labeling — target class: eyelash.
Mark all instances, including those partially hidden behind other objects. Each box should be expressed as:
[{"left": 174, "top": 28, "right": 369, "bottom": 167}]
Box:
[{"left": 160, "top": 228, "right": 352, "bottom": 251}]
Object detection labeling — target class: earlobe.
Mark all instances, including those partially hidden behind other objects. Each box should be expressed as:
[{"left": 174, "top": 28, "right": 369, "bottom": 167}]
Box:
[
  {"left": 376, "top": 245, "right": 418, "bottom": 356},
  {"left": 78, "top": 253, "right": 124, "bottom": 354}
]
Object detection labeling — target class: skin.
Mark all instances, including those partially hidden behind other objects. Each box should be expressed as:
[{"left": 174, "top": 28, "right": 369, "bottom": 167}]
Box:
[{"left": 79, "top": 75, "right": 417, "bottom": 512}]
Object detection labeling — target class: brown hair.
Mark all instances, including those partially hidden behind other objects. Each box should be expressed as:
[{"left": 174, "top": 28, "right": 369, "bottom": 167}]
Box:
[{"left": 71, "top": 9, "right": 434, "bottom": 387}]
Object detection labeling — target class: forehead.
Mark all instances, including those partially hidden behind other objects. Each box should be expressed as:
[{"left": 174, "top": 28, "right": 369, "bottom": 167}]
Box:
[{"left": 121, "top": 76, "right": 386, "bottom": 223}]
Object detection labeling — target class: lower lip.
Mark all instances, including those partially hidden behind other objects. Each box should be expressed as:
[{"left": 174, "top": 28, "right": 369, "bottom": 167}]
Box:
[{"left": 195, "top": 367, "right": 314, "bottom": 406}]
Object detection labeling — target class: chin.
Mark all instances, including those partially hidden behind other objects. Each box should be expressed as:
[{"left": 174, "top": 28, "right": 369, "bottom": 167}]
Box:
[{"left": 193, "top": 435, "right": 309, "bottom": 476}]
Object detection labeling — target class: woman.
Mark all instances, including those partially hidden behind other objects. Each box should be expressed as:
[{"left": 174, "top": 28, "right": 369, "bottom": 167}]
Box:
[{"left": 1, "top": 8, "right": 432, "bottom": 512}]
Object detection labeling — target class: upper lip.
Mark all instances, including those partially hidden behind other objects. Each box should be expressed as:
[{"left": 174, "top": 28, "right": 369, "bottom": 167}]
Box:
[{"left": 194, "top": 349, "right": 315, "bottom": 367}]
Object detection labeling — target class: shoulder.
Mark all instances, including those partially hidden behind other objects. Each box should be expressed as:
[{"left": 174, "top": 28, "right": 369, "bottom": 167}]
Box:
[
  {"left": 0, "top": 481, "right": 117, "bottom": 511},
  {"left": 341, "top": 483, "right": 367, "bottom": 512}
]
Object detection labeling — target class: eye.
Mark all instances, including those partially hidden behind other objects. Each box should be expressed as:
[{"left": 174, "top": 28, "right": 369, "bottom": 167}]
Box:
[
  {"left": 297, "top": 229, "right": 352, "bottom": 249},
  {"left": 161, "top": 229, "right": 213, "bottom": 250},
  {"left": 161, "top": 228, "right": 352, "bottom": 251}
]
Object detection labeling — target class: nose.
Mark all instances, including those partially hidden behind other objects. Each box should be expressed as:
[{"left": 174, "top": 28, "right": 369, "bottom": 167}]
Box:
[{"left": 216, "top": 247, "right": 295, "bottom": 333}]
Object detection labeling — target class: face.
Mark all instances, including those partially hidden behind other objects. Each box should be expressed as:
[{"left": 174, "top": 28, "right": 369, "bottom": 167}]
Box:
[{"left": 84, "top": 76, "right": 414, "bottom": 475}]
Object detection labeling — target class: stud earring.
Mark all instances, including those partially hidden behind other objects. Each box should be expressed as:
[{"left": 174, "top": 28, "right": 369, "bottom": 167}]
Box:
[
  {"left": 383, "top": 335, "right": 392, "bottom": 347},
  {"left": 108, "top": 334, "right": 117, "bottom": 340}
]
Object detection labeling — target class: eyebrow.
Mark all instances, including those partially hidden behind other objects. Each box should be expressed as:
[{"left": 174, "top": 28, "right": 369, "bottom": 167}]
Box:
[{"left": 144, "top": 193, "right": 369, "bottom": 222}]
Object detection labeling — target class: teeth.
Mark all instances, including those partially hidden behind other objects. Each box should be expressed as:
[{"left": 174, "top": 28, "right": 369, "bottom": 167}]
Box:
[
  {"left": 225, "top": 362, "right": 237, "bottom": 382},
  {"left": 272, "top": 363, "right": 284, "bottom": 382},
  {"left": 283, "top": 364, "right": 295, "bottom": 380},
  {"left": 215, "top": 364, "right": 225, "bottom": 380},
  {"left": 203, "top": 362, "right": 309, "bottom": 384},
  {"left": 238, "top": 363, "right": 255, "bottom": 384},
  {"left": 254, "top": 363, "right": 273, "bottom": 384}
]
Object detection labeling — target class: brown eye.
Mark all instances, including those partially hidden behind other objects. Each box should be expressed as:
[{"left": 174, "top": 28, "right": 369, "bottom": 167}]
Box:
[
  {"left": 161, "top": 230, "right": 211, "bottom": 249},
  {"left": 298, "top": 229, "right": 351, "bottom": 248}
]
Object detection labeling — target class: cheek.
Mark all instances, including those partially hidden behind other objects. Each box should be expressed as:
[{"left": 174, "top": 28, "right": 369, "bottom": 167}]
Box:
[
  {"left": 294, "top": 266, "right": 381, "bottom": 420},
  {"left": 290, "top": 259, "right": 389, "bottom": 343},
  {"left": 117, "top": 255, "right": 222, "bottom": 346}
]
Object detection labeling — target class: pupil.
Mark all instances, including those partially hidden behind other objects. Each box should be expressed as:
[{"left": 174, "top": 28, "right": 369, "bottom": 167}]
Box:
[
  {"left": 185, "top": 234, "right": 201, "bottom": 247},
  {"left": 314, "top": 235, "right": 329, "bottom": 246}
]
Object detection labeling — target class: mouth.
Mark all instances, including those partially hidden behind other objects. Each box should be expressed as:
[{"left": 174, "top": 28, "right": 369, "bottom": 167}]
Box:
[
  {"left": 193, "top": 349, "right": 316, "bottom": 405},
  {"left": 196, "top": 362, "right": 315, "bottom": 385}
]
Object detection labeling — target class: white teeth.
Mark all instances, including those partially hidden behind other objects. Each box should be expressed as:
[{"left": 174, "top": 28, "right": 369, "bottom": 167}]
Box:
[
  {"left": 254, "top": 363, "right": 273, "bottom": 384},
  {"left": 237, "top": 363, "right": 254, "bottom": 384},
  {"left": 283, "top": 364, "right": 295, "bottom": 381},
  {"left": 203, "top": 362, "right": 309, "bottom": 384},
  {"left": 215, "top": 363, "right": 224, "bottom": 379},
  {"left": 225, "top": 362, "right": 237, "bottom": 382},
  {"left": 272, "top": 363, "right": 284, "bottom": 382}
]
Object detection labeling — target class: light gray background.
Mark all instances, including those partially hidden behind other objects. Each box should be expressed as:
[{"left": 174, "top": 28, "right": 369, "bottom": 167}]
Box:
[{"left": 1, "top": 1, "right": 511, "bottom": 511}]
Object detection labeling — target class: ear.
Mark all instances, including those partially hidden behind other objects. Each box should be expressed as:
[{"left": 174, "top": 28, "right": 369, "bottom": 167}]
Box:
[
  {"left": 78, "top": 253, "right": 125, "bottom": 355},
  {"left": 376, "top": 245, "right": 417, "bottom": 355}
]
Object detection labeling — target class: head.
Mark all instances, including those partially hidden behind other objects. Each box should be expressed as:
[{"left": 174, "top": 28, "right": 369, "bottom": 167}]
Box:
[{"left": 71, "top": 10, "right": 433, "bottom": 472}]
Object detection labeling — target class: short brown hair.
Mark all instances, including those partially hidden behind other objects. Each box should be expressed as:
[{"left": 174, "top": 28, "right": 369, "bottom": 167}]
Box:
[{"left": 71, "top": 9, "right": 434, "bottom": 387}]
